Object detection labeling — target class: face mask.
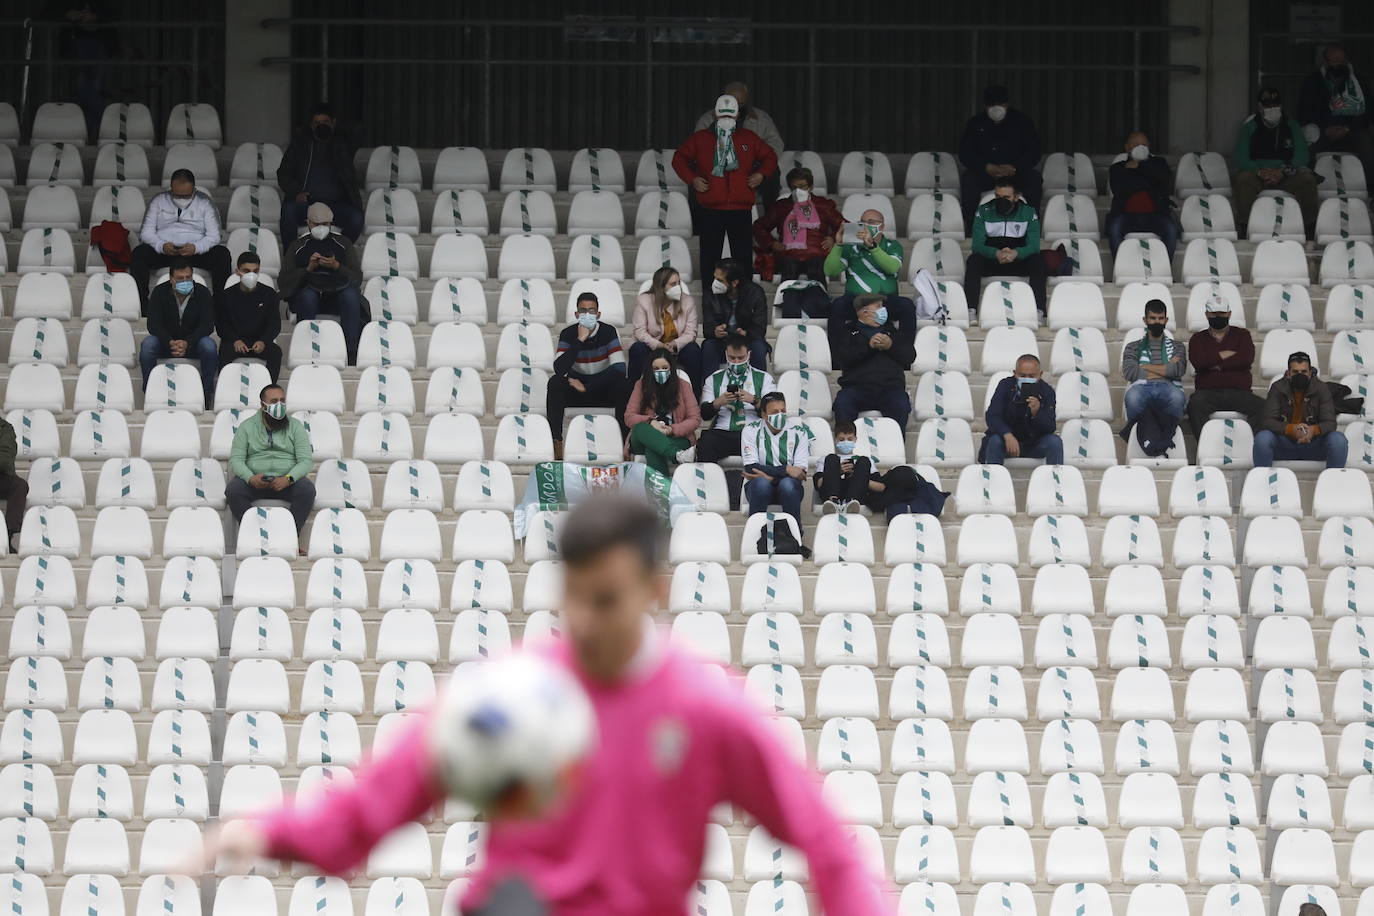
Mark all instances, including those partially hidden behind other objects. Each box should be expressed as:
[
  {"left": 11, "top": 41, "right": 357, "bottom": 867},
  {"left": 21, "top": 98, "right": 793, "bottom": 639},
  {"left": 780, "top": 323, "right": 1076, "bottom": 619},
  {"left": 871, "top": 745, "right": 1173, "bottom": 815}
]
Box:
[
  {"left": 577, "top": 312, "right": 599, "bottom": 330},
  {"left": 711, "top": 278, "right": 729, "bottom": 295},
  {"left": 873, "top": 306, "right": 889, "bottom": 325},
  {"left": 1016, "top": 376, "right": 1037, "bottom": 391},
  {"left": 835, "top": 439, "right": 856, "bottom": 456},
  {"left": 310, "top": 224, "right": 331, "bottom": 241},
  {"left": 1207, "top": 315, "right": 1230, "bottom": 330},
  {"left": 313, "top": 123, "right": 333, "bottom": 141},
  {"left": 174, "top": 279, "right": 194, "bottom": 296},
  {"left": 716, "top": 117, "right": 737, "bottom": 131},
  {"left": 653, "top": 369, "right": 671, "bottom": 385},
  {"left": 1130, "top": 144, "right": 1150, "bottom": 161},
  {"left": 1147, "top": 322, "right": 1166, "bottom": 337},
  {"left": 987, "top": 105, "right": 1007, "bottom": 123},
  {"left": 1261, "top": 106, "right": 1283, "bottom": 126},
  {"left": 862, "top": 222, "right": 883, "bottom": 239},
  {"left": 172, "top": 196, "right": 193, "bottom": 208},
  {"left": 727, "top": 360, "right": 748, "bottom": 376},
  {"left": 995, "top": 197, "right": 1016, "bottom": 216},
  {"left": 1329, "top": 65, "right": 1349, "bottom": 81},
  {"left": 239, "top": 271, "right": 259, "bottom": 291},
  {"left": 665, "top": 284, "right": 683, "bottom": 301},
  {"left": 766, "top": 412, "right": 787, "bottom": 431},
  {"left": 1290, "top": 372, "right": 1311, "bottom": 391},
  {"left": 792, "top": 188, "right": 811, "bottom": 204},
  {"left": 263, "top": 401, "right": 287, "bottom": 421}
]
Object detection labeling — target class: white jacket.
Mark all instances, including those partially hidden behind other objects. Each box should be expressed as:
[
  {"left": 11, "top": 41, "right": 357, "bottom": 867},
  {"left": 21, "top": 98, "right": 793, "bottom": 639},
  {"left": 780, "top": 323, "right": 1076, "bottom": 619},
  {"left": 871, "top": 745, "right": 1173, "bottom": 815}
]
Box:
[{"left": 139, "top": 189, "right": 222, "bottom": 253}]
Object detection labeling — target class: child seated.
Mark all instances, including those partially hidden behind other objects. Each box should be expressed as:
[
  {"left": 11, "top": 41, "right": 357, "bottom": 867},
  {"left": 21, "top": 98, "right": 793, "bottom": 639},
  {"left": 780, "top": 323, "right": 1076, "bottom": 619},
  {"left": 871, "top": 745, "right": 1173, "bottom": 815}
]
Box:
[{"left": 815, "top": 419, "right": 951, "bottom": 520}]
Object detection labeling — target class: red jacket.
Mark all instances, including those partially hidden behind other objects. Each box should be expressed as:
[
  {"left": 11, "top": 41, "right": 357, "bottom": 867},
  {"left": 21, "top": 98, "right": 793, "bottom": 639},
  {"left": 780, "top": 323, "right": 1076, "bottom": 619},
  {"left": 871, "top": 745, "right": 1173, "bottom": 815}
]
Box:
[
  {"left": 673, "top": 127, "right": 778, "bottom": 211},
  {"left": 752, "top": 194, "right": 843, "bottom": 260}
]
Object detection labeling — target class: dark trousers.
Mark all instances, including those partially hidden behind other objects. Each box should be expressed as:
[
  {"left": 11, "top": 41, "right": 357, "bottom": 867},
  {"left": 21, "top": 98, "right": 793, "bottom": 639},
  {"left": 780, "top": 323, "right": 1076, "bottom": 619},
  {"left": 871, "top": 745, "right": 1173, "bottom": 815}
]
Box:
[
  {"left": 626, "top": 340, "right": 704, "bottom": 395},
  {"left": 816, "top": 455, "right": 873, "bottom": 503},
  {"left": 696, "top": 428, "right": 742, "bottom": 464},
  {"left": 833, "top": 385, "right": 913, "bottom": 432},
  {"left": 697, "top": 208, "right": 753, "bottom": 296},
  {"left": 700, "top": 335, "right": 768, "bottom": 376},
  {"left": 290, "top": 286, "right": 365, "bottom": 365},
  {"left": 1186, "top": 387, "right": 1266, "bottom": 439},
  {"left": 139, "top": 336, "right": 218, "bottom": 406},
  {"left": 545, "top": 371, "right": 630, "bottom": 441},
  {"left": 1106, "top": 212, "right": 1180, "bottom": 259},
  {"left": 130, "top": 244, "right": 232, "bottom": 309},
  {"left": 0, "top": 473, "right": 29, "bottom": 545},
  {"left": 280, "top": 198, "right": 364, "bottom": 244},
  {"left": 219, "top": 342, "right": 284, "bottom": 384},
  {"left": 964, "top": 252, "right": 1048, "bottom": 314},
  {"left": 960, "top": 168, "right": 1043, "bottom": 224},
  {"left": 226, "top": 476, "right": 317, "bottom": 533},
  {"left": 778, "top": 255, "right": 827, "bottom": 281}
]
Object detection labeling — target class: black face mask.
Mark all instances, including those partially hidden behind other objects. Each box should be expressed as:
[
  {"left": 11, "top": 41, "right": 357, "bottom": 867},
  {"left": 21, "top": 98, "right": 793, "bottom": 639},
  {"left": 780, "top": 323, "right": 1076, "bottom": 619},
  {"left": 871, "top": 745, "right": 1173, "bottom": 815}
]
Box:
[
  {"left": 312, "top": 123, "right": 333, "bottom": 141},
  {"left": 1207, "top": 316, "right": 1230, "bottom": 330},
  {"left": 1146, "top": 323, "right": 1166, "bottom": 337},
  {"left": 994, "top": 197, "right": 1016, "bottom": 216},
  {"left": 1290, "top": 372, "right": 1311, "bottom": 391},
  {"left": 1329, "top": 65, "right": 1350, "bottom": 81}
]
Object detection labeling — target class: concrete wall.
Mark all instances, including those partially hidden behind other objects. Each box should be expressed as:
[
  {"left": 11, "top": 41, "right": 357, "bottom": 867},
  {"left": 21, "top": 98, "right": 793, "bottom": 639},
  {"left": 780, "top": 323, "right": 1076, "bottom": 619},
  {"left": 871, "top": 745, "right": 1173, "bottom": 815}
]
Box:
[
  {"left": 224, "top": 0, "right": 293, "bottom": 145},
  {"left": 1168, "top": 0, "right": 1252, "bottom": 154}
]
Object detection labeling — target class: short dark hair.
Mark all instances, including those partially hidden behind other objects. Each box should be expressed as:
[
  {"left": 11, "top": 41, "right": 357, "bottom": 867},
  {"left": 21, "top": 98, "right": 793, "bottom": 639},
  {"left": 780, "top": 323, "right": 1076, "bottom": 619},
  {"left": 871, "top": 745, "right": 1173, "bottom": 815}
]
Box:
[
  {"left": 1288, "top": 351, "right": 1313, "bottom": 369},
  {"left": 1144, "top": 298, "right": 1168, "bottom": 316},
  {"left": 169, "top": 168, "right": 195, "bottom": 186},
  {"left": 309, "top": 102, "right": 335, "bottom": 120},
  {"left": 725, "top": 336, "right": 750, "bottom": 352},
  {"left": 575, "top": 291, "right": 599, "bottom": 309},
  {"left": 1297, "top": 904, "right": 1328, "bottom": 916},
  {"left": 758, "top": 391, "right": 787, "bottom": 414},
  {"left": 834, "top": 419, "right": 857, "bottom": 437},
  {"left": 559, "top": 493, "right": 663, "bottom": 571},
  {"left": 854, "top": 293, "right": 884, "bottom": 312},
  {"left": 716, "top": 257, "right": 749, "bottom": 286},
  {"left": 168, "top": 258, "right": 193, "bottom": 275},
  {"left": 993, "top": 175, "right": 1017, "bottom": 192},
  {"left": 259, "top": 384, "right": 283, "bottom": 400},
  {"left": 785, "top": 166, "right": 814, "bottom": 187},
  {"left": 236, "top": 251, "right": 261, "bottom": 268}
]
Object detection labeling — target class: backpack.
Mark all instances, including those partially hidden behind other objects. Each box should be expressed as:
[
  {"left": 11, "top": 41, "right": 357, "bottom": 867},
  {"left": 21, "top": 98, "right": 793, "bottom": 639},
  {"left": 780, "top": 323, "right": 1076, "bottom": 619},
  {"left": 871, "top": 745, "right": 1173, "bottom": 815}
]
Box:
[
  {"left": 755, "top": 519, "right": 811, "bottom": 559},
  {"left": 1121, "top": 404, "right": 1180, "bottom": 457},
  {"left": 89, "top": 221, "right": 132, "bottom": 273}
]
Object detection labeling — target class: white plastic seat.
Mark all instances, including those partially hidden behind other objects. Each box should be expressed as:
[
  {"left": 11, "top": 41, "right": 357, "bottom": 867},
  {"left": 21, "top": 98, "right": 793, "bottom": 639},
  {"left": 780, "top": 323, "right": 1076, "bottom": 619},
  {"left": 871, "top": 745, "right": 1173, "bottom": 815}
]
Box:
[
  {"left": 905, "top": 191, "right": 963, "bottom": 239},
  {"left": 431, "top": 146, "right": 489, "bottom": 192},
  {"left": 562, "top": 414, "right": 623, "bottom": 465},
  {"left": 913, "top": 324, "right": 972, "bottom": 373},
  {"left": 364, "top": 187, "right": 421, "bottom": 235},
  {"left": 1182, "top": 237, "right": 1242, "bottom": 284},
  {"left": 17, "top": 226, "right": 75, "bottom": 274},
  {"left": 1320, "top": 515, "right": 1374, "bottom": 567},
  {"left": 914, "top": 418, "right": 975, "bottom": 467},
  {"left": 361, "top": 231, "right": 420, "bottom": 280},
  {"left": 633, "top": 190, "right": 692, "bottom": 238},
  {"left": 633, "top": 234, "right": 693, "bottom": 282},
  {"left": 1321, "top": 239, "right": 1374, "bottom": 287},
  {"left": 837, "top": 151, "right": 895, "bottom": 196},
  {"left": 1180, "top": 193, "right": 1238, "bottom": 241},
  {"left": 362, "top": 144, "right": 421, "bottom": 192},
  {"left": 1042, "top": 152, "right": 1096, "bottom": 197},
  {"left": 1113, "top": 238, "right": 1173, "bottom": 284},
  {"left": 1042, "top": 193, "right": 1101, "bottom": 242},
  {"left": 1049, "top": 326, "right": 1110, "bottom": 376}
]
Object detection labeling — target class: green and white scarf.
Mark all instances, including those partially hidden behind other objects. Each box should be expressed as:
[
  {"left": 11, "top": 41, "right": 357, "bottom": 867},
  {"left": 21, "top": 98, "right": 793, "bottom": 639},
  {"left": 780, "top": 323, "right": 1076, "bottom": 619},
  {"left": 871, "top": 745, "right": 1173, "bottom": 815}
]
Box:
[{"left": 712, "top": 122, "right": 740, "bottom": 177}]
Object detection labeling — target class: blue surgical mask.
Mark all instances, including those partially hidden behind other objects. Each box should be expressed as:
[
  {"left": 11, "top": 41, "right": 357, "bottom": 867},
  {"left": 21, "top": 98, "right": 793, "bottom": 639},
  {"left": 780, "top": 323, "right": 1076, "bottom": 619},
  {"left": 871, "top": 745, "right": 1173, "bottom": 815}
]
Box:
[
  {"left": 174, "top": 279, "right": 194, "bottom": 296},
  {"left": 873, "top": 306, "right": 889, "bottom": 325},
  {"left": 766, "top": 412, "right": 787, "bottom": 431},
  {"left": 1016, "top": 376, "right": 1037, "bottom": 391},
  {"left": 577, "top": 312, "right": 598, "bottom": 330},
  {"left": 835, "top": 439, "right": 856, "bottom": 455},
  {"left": 653, "top": 369, "right": 671, "bottom": 384}
]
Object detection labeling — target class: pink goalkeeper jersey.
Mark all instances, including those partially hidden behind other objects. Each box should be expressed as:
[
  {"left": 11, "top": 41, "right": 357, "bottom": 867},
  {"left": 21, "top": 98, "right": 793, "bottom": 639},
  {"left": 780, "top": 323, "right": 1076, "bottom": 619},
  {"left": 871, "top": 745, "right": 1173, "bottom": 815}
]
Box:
[{"left": 259, "top": 638, "right": 893, "bottom": 916}]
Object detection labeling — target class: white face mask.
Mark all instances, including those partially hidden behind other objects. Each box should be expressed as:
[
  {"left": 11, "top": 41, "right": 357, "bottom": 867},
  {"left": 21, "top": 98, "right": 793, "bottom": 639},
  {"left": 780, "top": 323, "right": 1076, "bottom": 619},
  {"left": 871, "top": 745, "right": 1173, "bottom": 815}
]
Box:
[
  {"left": 711, "top": 278, "right": 729, "bottom": 295},
  {"left": 716, "top": 117, "right": 737, "bottom": 131},
  {"left": 1261, "top": 106, "right": 1283, "bottom": 126},
  {"left": 172, "top": 195, "right": 193, "bottom": 207},
  {"left": 239, "top": 271, "right": 259, "bottom": 291},
  {"left": 792, "top": 188, "right": 811, "bottom": 204},
  {"left": 1129, "top": 144, "right": 1150, "bottom": 161},
  {"left": 665, "top": 283, "right": 683, "bottom": 301},
  {"left": 310, "top": 224, "right": 331, "bottom": 241},
  {"left": 987, "top": 105, "right": 1008, "bottom": 123}
]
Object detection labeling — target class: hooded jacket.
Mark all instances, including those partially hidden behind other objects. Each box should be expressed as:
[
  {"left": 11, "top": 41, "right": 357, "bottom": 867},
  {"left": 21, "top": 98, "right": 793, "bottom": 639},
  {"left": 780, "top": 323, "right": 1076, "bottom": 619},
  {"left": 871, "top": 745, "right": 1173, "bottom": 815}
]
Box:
[
  {"left": 277, "top": 128, "right": 362, "bottom": 208},
  {"left": 672, "top": 126, "right": 779, "bottom": 211}
]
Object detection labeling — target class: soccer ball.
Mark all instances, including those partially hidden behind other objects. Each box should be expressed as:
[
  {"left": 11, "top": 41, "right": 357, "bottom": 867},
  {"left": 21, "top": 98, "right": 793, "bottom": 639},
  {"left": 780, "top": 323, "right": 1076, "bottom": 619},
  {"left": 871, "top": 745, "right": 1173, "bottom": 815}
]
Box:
[{"left": 428, "top": 652, "right": 596, "bottom": 812}]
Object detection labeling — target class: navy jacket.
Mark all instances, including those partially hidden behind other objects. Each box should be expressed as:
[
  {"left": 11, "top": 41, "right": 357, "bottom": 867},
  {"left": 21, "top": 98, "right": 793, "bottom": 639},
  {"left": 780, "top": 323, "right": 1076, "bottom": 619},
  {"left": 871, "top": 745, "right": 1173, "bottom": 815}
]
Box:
[
  {"left": 958, "top": 109, "right": 1042, "bottom": 181},
  {"left": 985, "top": 376, "right": 1057, "bottom": 444}
]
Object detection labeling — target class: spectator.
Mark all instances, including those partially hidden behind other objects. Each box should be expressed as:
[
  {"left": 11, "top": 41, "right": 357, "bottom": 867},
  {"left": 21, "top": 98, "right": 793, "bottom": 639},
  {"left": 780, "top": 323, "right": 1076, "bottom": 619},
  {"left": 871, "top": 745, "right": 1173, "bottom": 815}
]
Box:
[
  {"left": 1106, "top": 130, "right": 1178, "bottom": 258},
  {"left": 629, "top": 266, "right": 703, "bottom": 392},
  {"left": 822, "top": 207, "right": 912, "bottom": 317},
  {"left": 547, "top": 292, "right": 630, "bottom": 459},
  {"left": 829, "top": 293, "right": 916, "bottom": 431},
  {"left": 0, "top": 414, "right": 29, "bottom": 552},
  {"left": 1298, "top": 42, "right": 1373, "bottom": 176},
  {"left": 140, "top": 260, "right": 217, "bottom": 408},
  {"left": 42, "top": 1, "right": 114, "bottom": 139},
  {"left": 964, "top": 175, "right": 1047, "bottom": 314},
  {"left": 277, "top": 103, "right": 364, "bottom": 243},
  {"left": 1234, "top": 87, "right": 1319, "bottom": 236},
  {"left": 1254, "top": 352, "right": 1348, "bottom": 469},
  {"left": 216, "top": 251, "right": 283, "bottom": 384},
  {"left": 958, "top": 84, "right": 1043, "bottom": 223},
  {"left": 753, "top": 166, "right": 842, "bottom": 282},
  {"left": 981, "top": 354, "right": 1063, "bottom": 465},
  {"left": 130, "top": 168, "right": 231, "bottom": 310},
  {"left": 280, "top": 203, "right": 366, "bottom": 366},
  {"left": 1297, "top": 904, "right": 1329, "bottom": 916},
  {"left": 1186, "top": 295, "right": 1264, "bottom": 438},
  {"left": 674, "top": 94, "right": 779, "bottom": 294},
  {"left": 1123, "top": 299, "right": 1186, "bottom": 423},
  {"left": 701, "top": 257, "right": 769, "bottom": 374},
  {"left": 814, "top": 419, "right": 871, "bottom": 514},
  {"left": 696, "top": 337, "right": 776, "bottom": 464},
  {"left": 625, "top": 348, "right": 701, "bottom": 475},
  {"left": 742, "top": 392, "right": 811, "bottom": 529},
  {"left": 694, "top": 80, "right": 786, "bottom": 202},
  {"left": 227, "top": 384, "right": 316, "bottom": 536}
]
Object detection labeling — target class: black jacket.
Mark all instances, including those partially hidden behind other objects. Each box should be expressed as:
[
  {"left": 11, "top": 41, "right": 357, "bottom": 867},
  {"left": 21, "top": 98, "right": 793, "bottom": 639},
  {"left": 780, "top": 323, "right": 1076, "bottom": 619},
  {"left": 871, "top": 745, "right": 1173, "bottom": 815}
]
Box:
[
  {"left": 829, "top": 315, "right": 916, "bottom": 390},
  {"left": 279, "top": 232, "right": 363, "bottom": 299},
  {"left": 1108, "top": 155, "right": 1174, "bottom": 216},
  {"left": 1298, "top": 67, "right": 1371, "bottom": 131},
  {"left": 958, "top": 108, "right": 1042, "bottom": 182},
  {"left": 277, "top": 129, "right": 361, "bottom": 208},
  {"left": 702, "top": 281, "right": 769, "bottom": 342},
  {"left": 215, "top": 284, "right": 281, "bottom": 346},
  {"left": 147, "top": 283, "right": 215, "bottom": 347}
]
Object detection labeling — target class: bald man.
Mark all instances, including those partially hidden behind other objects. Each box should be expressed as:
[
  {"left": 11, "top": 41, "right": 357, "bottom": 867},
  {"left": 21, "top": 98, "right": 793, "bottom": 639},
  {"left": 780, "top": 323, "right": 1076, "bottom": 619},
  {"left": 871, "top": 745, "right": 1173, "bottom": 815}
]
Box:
[{"left": 822, "top": 208, "right": 916, "bottom": 322}]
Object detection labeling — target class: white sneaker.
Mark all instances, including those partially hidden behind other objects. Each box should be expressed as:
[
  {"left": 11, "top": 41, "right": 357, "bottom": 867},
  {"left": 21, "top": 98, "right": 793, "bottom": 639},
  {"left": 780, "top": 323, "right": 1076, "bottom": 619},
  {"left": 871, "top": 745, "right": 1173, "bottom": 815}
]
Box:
[
  {"left": 820, "top": 498, "right": 839, "bottom": 515},
  {"left": 844, "top": 499, "right": 864, "bottom": 515},
  {"left": 674, "top": 446, "right": 696, "bottom": 464}
]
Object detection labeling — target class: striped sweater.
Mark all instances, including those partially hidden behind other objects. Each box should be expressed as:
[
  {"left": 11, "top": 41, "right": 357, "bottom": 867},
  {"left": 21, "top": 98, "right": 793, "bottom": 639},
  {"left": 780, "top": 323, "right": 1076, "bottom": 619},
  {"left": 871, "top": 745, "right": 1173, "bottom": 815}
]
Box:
[
  {"left": 742, "top": 419, "right": 813, "bottom": 469},
  {"left": 700, "top": 365, "right": 775, "bottom": 431},
  {"left": 554, "top": 322, "right": 626, "bottom": 377}
]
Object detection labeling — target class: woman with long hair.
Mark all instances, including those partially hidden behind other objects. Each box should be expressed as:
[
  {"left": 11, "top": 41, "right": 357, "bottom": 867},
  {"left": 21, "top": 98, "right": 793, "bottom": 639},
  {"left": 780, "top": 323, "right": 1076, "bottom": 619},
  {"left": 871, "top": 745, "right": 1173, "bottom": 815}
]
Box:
[
  {"left": 624, "top": 347, "right": 702, "bottom": 475},
  {"left": 628, "top": 266, "right": 703, "bottom": 392}
]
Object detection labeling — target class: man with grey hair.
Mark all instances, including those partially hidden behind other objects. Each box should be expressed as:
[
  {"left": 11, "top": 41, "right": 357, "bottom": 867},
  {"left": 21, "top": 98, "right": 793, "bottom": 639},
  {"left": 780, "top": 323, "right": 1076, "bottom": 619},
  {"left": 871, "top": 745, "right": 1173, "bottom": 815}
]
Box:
[
  {"left": 982, "top": 353, "right": 1062, "bottom": 464},
  {"left": 695, "top": 80, "right": 784, "bottom": 202}
]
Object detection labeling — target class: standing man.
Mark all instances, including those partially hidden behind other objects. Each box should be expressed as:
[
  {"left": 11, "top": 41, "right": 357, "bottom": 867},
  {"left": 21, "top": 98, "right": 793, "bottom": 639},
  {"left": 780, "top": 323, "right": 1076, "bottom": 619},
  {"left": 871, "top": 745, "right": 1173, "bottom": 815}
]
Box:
[
  {"left": 216, "top": 251, "right": 283, "bottom": 384},
  {"left": 227, "top": 384, "right": 317, "bottom": 535},
  {"left": 674, "top": 94, "right": 779, "bottom": 295},
  {"left": 194, "top": 495, "right": 893, "bottom": 916},
  {"left": 129, "top": 168, "right": 232, "bottom": 310},
  {"left": 958, "top": 85, "right": 1043, "bottom": 223},
  {"left": 1106, "top": 130, "right": 1178, "bottom": 258},
  {"left": 1186, "top": 296, "right": 1264, "bottom": 439},
  {"left": 277, "top": 103, "right": 364, "bottom": 243},
  {"left": 0, "top": 415, "right": 28, "bottom": 553},
  {"left": 546, "top": 292, "right": 630, "bottom": 459},
  {"left": 140, "top": 260, "right": 218, "bottom": 409},
  {"left": 1254, "top": 352, "right": 1349, "bottom": 469},
  {"left": 982, "top": 354, "right": 1063, "bottom": 465},
  {"left": 694, "top": 80, "right": 785, "bottom": 203}
]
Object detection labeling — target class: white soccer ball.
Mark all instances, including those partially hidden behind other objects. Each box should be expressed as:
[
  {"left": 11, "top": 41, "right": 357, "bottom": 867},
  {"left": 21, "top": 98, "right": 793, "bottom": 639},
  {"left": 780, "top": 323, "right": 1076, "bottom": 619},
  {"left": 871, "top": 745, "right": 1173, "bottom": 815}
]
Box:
[{"left": 428, "top": 652, "right": 596, "bottom": 811}]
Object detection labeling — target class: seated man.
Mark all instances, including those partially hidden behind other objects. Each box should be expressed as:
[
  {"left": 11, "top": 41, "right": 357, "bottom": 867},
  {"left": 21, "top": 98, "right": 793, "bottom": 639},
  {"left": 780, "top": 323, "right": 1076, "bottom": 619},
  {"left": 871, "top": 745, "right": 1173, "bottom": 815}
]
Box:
[
  {"left": 216, "top": 251, "right": 283, "bottom": 383},
  {"left": 822, "top": 207, "right": 912, "bottom": 317},
  {"left": 964, "top": 176, "right": 1047, "bottom": 314},
  {"left": 742, "top": 392, "right": 811, "bottom": 530},
  {"left": 280, "top": 203, "right": 366, "bottom": 366},
  {"left": 227, "top": 384, "right": 317, "bottom": 535},
  {"left": 1106, "top": 130, "right": 1178, "bottom": 258},
  {"left": 130, "top": 168, "right": 232, "bottom": 309},
  {"left": 829, "top": 293, "right": 915, "bottom": 431},
  {"left": 701, "top": 257, "right": 770, "bottom": 374},
  {"left": 547, "top": 291, "right": 630, "bottom": 459},
  {"left": 1298, "top": 42, "right": 1373, "bottom": 175},
  {"left": 277, "top": 103, "right": 364, "bottom": 243},
  {"left": 140, "top": 260, "right": 217, "bottom": 408},
  {"left": 1186, "top": 296, "right": 1264, "bottom": 438},
  {"left": 982, "top": 354, "right": 1062, "bottom": 465},
  {"left": 1123, "top": 298, "right": 1186, "bottom": 423},
  {"left": 1254, "top": 351, "right": 1348, "bottom": 469},
  {"left": 696, "top": 337, "right": 775, "bottom": 464},
  {"left": 753, "top": 166, "right": 842, "bottom": 282},
  {"left": 958, "top": 84, "right": 1043, "bottom": 223},
  {"left": 1234, "top": 87, "right": 1319, "bottom": 236},
  {"left": 0, "top": 414, "right": 28, "bottom": 552}
]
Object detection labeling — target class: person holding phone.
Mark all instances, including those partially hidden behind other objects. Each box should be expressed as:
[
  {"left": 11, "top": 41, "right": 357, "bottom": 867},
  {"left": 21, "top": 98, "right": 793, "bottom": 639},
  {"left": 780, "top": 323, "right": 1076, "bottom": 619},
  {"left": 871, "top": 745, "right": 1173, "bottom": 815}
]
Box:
[
  {"left": 822, "top": 208, "right": 912, "bottom": 320},
  {"left": 696, "top": 337, "right": 774, "bottom": 465},
  {"left": 981, "top": 353, "right": 1062, "bottom": 465},
  {"left": 624, "top": 348, "right": 701, "bottom": 475}
]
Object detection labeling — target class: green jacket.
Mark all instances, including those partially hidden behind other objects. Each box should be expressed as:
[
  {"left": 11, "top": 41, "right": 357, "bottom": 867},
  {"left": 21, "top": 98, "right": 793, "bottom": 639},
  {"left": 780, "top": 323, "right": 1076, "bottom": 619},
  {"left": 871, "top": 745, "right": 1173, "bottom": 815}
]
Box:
[
  {"left": 823, "top": 236, "right": 903, "bottom": 296},
  {"left": 229, "top": 412, "right": 314, "bottom": 483},
  {"left": 971, "top": 199, "right": 1041, "bottom": 260},
  {"left": 1233, "top": 115, "right": 1311, "bottom": 172}
]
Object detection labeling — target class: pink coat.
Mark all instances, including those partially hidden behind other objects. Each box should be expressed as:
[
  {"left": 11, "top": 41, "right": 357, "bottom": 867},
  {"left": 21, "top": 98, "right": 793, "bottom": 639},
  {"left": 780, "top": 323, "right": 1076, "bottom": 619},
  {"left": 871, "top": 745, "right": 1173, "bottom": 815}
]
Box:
[
  {"left": 624, "top": 376, "right": 701, "bottom": 444},
  {"left": 632, "top": 292, "right": 699, "bottom": 350},
  {"left": 258, "top": 641, "right": 893, "bottom": 916}
]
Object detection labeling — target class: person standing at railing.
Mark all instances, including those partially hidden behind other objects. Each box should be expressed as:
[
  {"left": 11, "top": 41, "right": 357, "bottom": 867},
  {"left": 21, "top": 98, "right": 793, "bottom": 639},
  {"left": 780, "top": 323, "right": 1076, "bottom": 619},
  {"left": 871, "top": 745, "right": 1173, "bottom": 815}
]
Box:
[{"left": 278, "top": 103, "right": 364, "bottom": 243}]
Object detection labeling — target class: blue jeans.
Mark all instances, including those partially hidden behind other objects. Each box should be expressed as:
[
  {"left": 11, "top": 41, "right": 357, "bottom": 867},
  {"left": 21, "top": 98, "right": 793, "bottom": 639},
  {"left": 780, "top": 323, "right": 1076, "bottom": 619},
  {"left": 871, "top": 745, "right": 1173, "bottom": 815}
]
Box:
[
  {"left": 833, "top": 385, "right": 913, "bottom": 432},
  {"left": 291, "top": 285, "right": 365, "bottom": 365},
  {"left": 1124, "top": 382, "right": 1187, "bottom": 421},
  {"left": 1253, "top": 429, "right": 1349, "bottom": 468},
  {"left": 1106, "top": 212, "right": 1180, "bottom": 259},
  {"left": 139, "top": 336, "right": 218, "bottom": 405},
  {"left": 984, "top": 432, "right": 1064, "bottom": 465},
  {"left": 745, "top": 475, "right": 804, "bottom": 528}
]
